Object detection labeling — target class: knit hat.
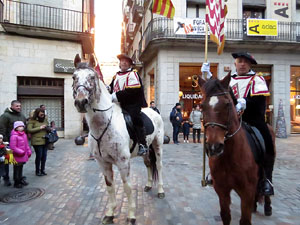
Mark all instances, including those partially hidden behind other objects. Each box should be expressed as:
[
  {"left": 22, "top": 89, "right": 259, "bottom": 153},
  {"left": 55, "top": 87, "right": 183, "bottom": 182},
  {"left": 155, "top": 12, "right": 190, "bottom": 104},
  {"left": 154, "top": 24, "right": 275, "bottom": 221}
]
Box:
[
  {"left": 13, "top": 121, "right": 25, "bottom": 130},
  {"left": 175, "top": 103, "right": 181, "bottom": 107}
]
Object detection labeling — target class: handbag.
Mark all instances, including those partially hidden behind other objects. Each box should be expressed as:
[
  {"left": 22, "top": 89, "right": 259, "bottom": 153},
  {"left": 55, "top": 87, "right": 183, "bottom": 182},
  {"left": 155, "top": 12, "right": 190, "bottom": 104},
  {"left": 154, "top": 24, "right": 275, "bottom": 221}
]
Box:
[{"left": 45, "top": 131, "right": 59, "bottom": 144}]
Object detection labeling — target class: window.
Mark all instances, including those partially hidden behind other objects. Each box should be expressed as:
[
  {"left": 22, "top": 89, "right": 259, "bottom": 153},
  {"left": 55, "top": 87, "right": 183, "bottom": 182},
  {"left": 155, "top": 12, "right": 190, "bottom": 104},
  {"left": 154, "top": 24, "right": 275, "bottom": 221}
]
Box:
[{"left": 290, "top": 66, "right": 300, "bottom": 133}]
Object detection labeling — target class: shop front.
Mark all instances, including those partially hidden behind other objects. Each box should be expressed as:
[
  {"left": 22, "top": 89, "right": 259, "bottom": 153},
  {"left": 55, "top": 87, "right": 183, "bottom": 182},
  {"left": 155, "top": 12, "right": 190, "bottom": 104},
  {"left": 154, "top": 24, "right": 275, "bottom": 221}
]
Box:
[{"left": 290, "top": 66, "right": 300, "bottom": 133}]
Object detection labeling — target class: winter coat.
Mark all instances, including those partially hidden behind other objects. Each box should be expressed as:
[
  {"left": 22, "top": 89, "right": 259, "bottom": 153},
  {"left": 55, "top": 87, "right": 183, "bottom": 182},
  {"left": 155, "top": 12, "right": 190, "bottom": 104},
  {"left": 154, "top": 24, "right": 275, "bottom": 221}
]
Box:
[
  {"left": 0, "top": 108, "right": 26, "bottom": 142},
  {"left": 27, "top": 118, "right": 48, "bottom": 146},
  {"left": 170, "top": 107, "right": 183, "bottom": 126},
  {"left": 9, "top": 130, "right": 31, "bottom": 163},
  {"left": 189, "top": 110, "right": 202, "bottom": 129}
]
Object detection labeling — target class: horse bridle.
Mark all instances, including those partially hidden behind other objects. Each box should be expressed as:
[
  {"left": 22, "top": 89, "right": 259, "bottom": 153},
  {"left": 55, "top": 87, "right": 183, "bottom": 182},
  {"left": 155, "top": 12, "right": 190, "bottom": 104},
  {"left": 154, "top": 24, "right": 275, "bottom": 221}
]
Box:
[{"left": 203, "top": 91, "right": 242, "bottom": 141}]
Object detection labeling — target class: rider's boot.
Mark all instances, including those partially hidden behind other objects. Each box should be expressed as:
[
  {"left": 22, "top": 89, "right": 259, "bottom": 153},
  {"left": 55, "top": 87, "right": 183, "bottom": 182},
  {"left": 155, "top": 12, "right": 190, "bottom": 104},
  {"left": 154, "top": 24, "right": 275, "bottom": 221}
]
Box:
[
  {"left": 262, "top": 157, "right": 275, "bottom": 196},
  {"left": 136, "top": 126, "right": 148, "bottom": 156}
]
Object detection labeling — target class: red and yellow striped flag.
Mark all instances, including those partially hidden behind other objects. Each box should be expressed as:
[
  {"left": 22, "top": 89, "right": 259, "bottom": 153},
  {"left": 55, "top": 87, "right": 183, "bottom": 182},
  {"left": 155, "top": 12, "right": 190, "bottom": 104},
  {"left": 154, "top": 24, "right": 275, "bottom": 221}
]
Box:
[{"left": 152, "top": 0, "right": 175, "bottom": 19}]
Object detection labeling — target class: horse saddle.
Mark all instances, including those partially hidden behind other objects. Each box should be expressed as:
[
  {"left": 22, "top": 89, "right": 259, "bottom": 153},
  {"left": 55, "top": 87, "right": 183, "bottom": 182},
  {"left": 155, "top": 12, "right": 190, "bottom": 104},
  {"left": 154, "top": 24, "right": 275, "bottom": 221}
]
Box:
[
  {"left": 243, "top": 122, "right": 266, "bottom": 165},
  {"left": 122, "top": 110, "right": 154, "bottom": 153}
]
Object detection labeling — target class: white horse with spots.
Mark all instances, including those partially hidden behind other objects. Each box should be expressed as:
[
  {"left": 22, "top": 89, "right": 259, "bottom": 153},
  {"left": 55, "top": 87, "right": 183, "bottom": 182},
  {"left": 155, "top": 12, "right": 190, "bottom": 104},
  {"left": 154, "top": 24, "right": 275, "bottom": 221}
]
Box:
[{"left": 72, "top": 54, "right": 165, "bottom": 225}]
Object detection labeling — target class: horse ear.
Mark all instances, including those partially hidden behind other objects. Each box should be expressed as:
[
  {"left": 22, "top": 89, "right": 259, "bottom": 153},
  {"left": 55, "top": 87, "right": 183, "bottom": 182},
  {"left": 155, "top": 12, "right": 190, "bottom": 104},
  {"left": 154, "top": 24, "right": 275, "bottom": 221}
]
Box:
[
  {"left": 197, "top": 75, "right": 206, "bottom": 88},
  {"left": 89, "top": 55, "right": 96, "bottom": 68},
  {"left": 74, "top": 54, "right": 81, "bottom": 68},
  {"left": 220, "top": 71, "right": 231, "bottom": 89}
]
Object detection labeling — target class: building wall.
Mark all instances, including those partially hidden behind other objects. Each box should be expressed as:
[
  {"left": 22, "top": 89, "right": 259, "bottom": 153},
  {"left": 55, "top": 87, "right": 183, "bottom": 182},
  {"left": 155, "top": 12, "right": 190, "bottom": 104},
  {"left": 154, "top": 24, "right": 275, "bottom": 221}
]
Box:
[
  {"left": 0, "top": 32, "right": 82, "bottom": 138},
  {"left": 150, "top": 48, "right": 299, "bottom": 137}
]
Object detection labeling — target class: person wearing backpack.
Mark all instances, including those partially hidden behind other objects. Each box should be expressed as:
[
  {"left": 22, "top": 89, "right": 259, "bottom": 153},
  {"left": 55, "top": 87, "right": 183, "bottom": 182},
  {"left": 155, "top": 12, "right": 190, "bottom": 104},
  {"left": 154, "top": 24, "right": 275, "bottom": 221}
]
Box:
[{"left": 169, "top": 103, "right": 182, "bottom": 144}]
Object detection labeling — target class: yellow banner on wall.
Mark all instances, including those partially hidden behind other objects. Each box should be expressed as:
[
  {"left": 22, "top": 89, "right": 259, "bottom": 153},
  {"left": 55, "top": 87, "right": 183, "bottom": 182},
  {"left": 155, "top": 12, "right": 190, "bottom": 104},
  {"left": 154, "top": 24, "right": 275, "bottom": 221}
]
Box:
[{"left": 247, "top": 19, "right": 278, "bottom": 36}]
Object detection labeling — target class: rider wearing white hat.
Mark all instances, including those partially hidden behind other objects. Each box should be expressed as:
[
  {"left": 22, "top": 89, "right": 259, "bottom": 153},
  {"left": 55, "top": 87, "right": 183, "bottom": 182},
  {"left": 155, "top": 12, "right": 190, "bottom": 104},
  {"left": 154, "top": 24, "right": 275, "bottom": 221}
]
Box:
[{"left": 109, "top": 54, "right": 148, "bottom": 156}]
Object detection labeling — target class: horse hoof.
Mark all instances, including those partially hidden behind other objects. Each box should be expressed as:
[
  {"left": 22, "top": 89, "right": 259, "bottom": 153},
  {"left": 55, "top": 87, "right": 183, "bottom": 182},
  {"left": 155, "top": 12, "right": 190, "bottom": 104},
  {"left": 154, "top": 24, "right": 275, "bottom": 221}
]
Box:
[
  {"left": 144, "top": 186, "right": 152, "bottom": 192},
  {"left": 157, "top": 192, "right": 165, "bottom": 199},
  {"left": 102, "top": 216, "right": 114, "bottom": 224},
  {"left": 127, "top": 218, "right": 136, "bottom": 225},
  {"left": 264, "top": 207, "right": 272, "bottom": 216}
]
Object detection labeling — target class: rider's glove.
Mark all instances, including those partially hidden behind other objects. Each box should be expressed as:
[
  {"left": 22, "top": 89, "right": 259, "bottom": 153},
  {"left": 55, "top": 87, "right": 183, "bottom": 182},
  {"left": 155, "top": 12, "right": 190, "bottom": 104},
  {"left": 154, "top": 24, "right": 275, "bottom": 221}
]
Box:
[
  {"left": 111, "top": 92, "right": 118, "bottom": 103},
  {"left": 236, "top": 98, "right": 246, "bottom": 112},
  {"left": 0, "top": 156, "right": 5, "bottom": 162},
  {"left": 201, "top": 62, "right": 212, "bottom": 79}
]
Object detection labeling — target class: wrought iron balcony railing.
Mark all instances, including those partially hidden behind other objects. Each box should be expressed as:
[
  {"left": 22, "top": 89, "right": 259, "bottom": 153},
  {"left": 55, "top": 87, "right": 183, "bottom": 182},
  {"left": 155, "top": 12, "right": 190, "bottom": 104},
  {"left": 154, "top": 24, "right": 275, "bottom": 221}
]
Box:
[
  {"left": 1, "top": 0, "right": 91, "bottom": 33},
  {"left": 139, "top": 17, "right": 300, "bottom": 56}
]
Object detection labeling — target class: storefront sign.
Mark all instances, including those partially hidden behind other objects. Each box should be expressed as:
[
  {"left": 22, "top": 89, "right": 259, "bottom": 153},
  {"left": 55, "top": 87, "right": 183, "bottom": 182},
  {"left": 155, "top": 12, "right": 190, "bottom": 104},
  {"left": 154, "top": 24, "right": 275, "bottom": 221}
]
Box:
[
  {"left": 174, "top": 18, "right": 207, "bottom": 35},
  {"left": 182, "top": 93, "right": 202, "bottom": 99},
  {"left": 270, "top": 0, "right": 291, "bottom": 22},
  {"left": 54, "top": 59, "right": 75, "bottom": 74},
  {"left": 247, "top": 19, "right": 278, "bottom": 36}
]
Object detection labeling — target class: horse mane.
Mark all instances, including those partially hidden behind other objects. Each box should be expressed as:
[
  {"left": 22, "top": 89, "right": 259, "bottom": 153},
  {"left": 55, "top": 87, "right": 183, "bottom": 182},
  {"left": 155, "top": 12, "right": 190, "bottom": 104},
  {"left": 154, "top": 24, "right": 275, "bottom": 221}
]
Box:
[{"left": 203, "top": 78, "right": 227, "bottom": 96}]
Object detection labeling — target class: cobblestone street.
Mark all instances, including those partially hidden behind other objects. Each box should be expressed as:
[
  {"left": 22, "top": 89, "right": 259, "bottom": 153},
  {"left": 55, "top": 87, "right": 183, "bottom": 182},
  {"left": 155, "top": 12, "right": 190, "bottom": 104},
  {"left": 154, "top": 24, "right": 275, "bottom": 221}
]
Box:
[{"left": 0, "top": 135, "right": 299, "bottom": 225}]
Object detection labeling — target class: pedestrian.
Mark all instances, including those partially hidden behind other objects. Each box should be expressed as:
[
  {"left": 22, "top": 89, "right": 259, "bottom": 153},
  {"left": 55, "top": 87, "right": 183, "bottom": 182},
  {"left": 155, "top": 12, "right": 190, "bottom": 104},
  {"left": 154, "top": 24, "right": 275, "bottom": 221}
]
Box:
[
  {"left": 149, "top": 101, "right": 160, "bottom": 114},
  {"left": 230, "top": 52, "right": 275, "bottom": 196},
  {"left": 27, "top": 108, "right": 49, "bottom": 176},
  {"left": 9, "top": 121, "right": 31, "bottom": 188},
  {"left": 169, "top": 103, "right": 183, "bottom": 144},
  {"left": 0, "top": 100, "right": 26, "bottom": 186},
  {"left": 109, "top": 53, "right": 148, "bottom": 156},
  {"left": 182, "top": 119, "right": 191, "bottom": 143},
  {"left": 47, "top": 121, "right": 57, "bottom": 150},
  {"left": 189, "top": 105, "right": 202, "bottom": 143},
  {"left": 40, "top": 104, "right": 47, "bottom": 116}
]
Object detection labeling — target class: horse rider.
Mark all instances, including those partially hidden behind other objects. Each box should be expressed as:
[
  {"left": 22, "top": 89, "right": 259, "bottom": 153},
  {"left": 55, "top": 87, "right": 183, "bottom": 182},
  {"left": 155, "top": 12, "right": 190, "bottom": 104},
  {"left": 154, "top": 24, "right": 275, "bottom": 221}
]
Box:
[
  {"left": 109, "top": 54, "right": 148, "bottom": 156},
  {"left": 230, "top": 52, "right": 275, "bottom": 196}
]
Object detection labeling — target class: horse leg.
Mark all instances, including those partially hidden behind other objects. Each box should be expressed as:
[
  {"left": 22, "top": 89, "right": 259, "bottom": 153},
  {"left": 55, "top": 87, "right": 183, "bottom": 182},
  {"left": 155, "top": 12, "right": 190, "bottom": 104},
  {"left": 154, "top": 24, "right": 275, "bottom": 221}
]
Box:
[
  {"left": 264, "top": 196, "right": 272, "bottom": 216},
  {"left": 153, "top": 141, "right": 165, "bottom": 198},
  {"left": 215, "top": 188, "right": 231, "bottom": 225},
  {"left": 117, "top": 161, "right": 136, "bottom": 224},
  {"left": 239, "top": 189, "right": 255, "bottom": 225},
  {"left": 143, "top": 157, "right": 153, "bottom": 192},
  {"left": 101, "top": 163, "right": 116, "bottom": 225}
]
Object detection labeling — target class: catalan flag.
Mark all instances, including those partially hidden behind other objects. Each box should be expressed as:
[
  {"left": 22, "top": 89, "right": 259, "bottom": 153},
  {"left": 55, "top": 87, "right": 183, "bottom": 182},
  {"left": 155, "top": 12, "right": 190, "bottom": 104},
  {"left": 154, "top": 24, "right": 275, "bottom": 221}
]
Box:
[
  {"left": 152, "top": 0, "right": 175, "bottom": 19},
  {"left": 206, "top": 0, "right": 227, "bottom": 55}
]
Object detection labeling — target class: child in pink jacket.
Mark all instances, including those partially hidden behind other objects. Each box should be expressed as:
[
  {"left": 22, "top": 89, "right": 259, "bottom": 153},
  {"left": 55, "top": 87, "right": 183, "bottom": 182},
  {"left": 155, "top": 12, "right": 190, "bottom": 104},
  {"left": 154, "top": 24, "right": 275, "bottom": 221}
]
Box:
[{"left": 10, "top": 121, "right": 31, "bottom": 188}]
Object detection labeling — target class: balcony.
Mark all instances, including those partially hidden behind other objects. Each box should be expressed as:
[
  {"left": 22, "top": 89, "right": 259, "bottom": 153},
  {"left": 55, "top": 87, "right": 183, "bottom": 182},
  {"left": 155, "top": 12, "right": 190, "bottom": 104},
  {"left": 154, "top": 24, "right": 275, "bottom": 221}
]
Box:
[
  {"left": 0, "top": 0, "right": 94, "bottom": 48},
  {"left": 132, "top": 0, "right": 143, "bottom": 24},
  {"left": 139, "top": 18, "right": 300, "bottom": 60}
]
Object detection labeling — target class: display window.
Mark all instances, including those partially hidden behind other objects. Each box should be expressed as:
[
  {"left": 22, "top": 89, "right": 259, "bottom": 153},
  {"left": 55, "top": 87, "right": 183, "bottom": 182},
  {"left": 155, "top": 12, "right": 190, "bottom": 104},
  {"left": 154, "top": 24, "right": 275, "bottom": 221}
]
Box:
[{"left": 290, "top": 66, "right": 300, "bottom": 133}]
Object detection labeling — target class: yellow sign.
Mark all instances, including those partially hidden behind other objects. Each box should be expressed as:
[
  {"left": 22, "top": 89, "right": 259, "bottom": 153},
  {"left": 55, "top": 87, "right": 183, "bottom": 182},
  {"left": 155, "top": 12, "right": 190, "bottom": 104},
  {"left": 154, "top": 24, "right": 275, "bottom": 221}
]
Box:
[{"left": 247, "top": 19, "right": 278, "bottom": 36}]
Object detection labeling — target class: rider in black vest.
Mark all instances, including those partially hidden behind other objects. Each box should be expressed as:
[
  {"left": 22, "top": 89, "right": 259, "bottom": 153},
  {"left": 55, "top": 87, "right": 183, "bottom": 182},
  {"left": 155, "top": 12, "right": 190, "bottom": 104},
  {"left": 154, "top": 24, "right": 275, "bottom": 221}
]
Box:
[
  {"left": 109, "top": 54, "right": 148, "bottom": 156},
  {"left": 230, "top": 52, "right": 275, "bottom": 196}
]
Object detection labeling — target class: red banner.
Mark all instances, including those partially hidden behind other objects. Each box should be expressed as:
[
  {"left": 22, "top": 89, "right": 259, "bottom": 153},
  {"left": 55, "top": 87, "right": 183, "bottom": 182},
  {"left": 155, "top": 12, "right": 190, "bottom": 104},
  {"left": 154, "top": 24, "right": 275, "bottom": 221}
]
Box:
[{"left": 206, "top": 0, "right": 227, "bottom": 55}]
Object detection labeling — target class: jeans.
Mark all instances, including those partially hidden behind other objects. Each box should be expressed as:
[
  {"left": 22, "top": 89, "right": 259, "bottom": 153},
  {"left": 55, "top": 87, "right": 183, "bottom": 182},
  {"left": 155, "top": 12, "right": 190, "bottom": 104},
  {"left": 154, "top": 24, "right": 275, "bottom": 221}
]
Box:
[
  {"left": 193, "top": 129, "right": 201, "bottom": 142},
  {"left": 33, "top": 145, "right": 47, "bottom": 173},
  {"left": 172, "top": 125, "right": 180, "bottom": 143}
]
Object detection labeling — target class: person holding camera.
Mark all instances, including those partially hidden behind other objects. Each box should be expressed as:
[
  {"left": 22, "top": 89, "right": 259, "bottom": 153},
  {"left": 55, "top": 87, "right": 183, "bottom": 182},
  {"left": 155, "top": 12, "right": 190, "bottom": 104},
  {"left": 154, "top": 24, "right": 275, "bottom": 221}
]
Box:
[{"left": 27, "top": 108, "right": 49, "bottom": 176}]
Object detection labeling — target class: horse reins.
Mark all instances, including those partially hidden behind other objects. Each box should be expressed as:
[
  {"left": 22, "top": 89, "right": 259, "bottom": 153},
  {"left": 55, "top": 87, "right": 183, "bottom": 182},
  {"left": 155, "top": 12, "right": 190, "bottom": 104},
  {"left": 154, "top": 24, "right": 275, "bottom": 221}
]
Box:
[
  {"left": 90, "top": 107, "right": 113, "bottom": 157},
  {"left": 203, "top": 91, "right": 242, "bottom": 141}
]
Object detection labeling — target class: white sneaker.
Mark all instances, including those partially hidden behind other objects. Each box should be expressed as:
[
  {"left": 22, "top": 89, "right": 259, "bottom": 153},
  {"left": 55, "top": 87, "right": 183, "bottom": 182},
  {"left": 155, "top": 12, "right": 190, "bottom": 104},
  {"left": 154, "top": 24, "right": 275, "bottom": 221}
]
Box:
[
  {"left": 187, "top": 140, "right": 189, "bottom": 143},
  {"left": 184, "top": 140, "right": 186, "bottom": 143}
]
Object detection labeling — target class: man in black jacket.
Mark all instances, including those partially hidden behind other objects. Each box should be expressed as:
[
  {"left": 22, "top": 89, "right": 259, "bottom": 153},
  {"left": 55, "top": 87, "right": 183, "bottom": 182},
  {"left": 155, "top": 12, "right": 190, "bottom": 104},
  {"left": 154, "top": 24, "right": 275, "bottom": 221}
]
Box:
[
  {"left": 0, "top": 100, "right": 26, "bottom": 186},
  {"left": 109, "top": 54, "right": 148, "bottom": 156},
  {"left": 170, "top": 103, "right": 183, "bottom": 144},
  {"left": 230, "top": 52, "right": 275, "bottom": 196}
]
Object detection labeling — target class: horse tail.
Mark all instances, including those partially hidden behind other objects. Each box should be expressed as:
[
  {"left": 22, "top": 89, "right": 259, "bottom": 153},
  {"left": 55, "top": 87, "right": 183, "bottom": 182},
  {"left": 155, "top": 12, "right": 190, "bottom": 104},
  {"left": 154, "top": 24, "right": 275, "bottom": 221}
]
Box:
[{"left": 149, "top": 144, "right": 158, "bottom": 183}]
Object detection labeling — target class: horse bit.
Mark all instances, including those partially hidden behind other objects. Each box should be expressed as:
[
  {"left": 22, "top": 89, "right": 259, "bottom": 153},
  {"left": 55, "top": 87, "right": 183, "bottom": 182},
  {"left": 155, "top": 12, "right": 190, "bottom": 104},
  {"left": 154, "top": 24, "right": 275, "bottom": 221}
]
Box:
[{"left": 203, "top": 91, "right": 242, "bottom": 141}]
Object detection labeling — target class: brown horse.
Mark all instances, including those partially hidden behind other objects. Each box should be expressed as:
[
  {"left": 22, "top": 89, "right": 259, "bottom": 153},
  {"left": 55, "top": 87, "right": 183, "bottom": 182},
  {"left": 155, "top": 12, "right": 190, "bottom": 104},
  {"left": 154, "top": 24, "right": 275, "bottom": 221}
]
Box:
[{"left": 198, "top": 72, "right": 275, "bottom": 225}]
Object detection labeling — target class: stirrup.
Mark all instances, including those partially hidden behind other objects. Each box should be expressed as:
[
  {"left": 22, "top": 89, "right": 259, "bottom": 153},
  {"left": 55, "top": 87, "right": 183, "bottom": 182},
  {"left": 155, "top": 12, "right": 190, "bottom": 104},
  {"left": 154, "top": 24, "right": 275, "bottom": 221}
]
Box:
[
  {"left": 137, "top": 144, "right": 148, "bottom": 156},
  {"left": 262, "top": 179, "right": 274, "bottom": 196}
]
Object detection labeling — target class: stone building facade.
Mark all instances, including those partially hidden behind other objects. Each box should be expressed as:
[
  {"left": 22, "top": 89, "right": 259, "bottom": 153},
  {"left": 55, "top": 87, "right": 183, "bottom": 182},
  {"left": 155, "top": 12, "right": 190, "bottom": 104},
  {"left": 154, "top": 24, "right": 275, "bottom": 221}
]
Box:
[
  {"left": 122, "top": 0, "right": 300, "bottom": 136},
  {"left": 0, "top": 0, "right": 95, "bottom": 138}
]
